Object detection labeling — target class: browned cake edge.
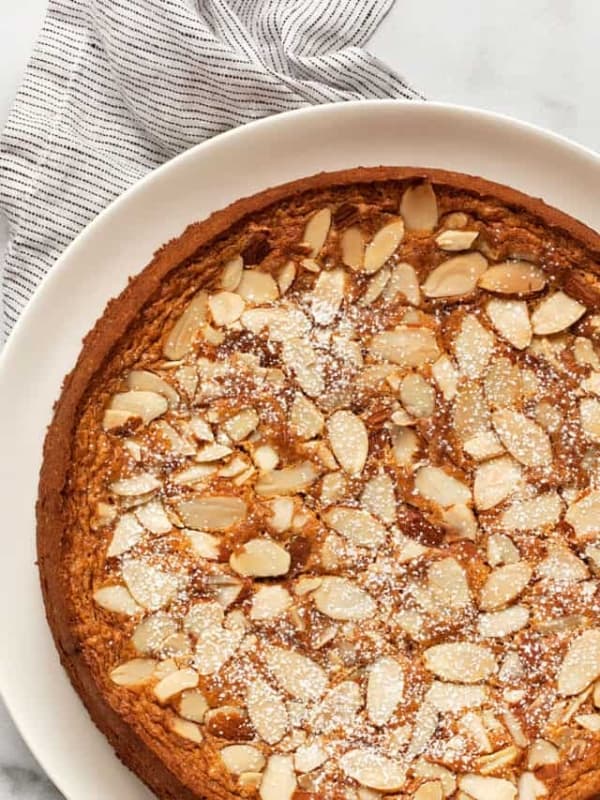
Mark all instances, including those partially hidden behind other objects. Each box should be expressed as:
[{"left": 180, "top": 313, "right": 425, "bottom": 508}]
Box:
[{"left": 36, "top": 166, "right": 600, "bottom": 800}]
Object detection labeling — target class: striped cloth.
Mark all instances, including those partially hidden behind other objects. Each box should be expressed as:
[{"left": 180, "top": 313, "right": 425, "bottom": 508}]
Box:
[{"left": 0, "top": 0, "right": 419, "bottom": 340}]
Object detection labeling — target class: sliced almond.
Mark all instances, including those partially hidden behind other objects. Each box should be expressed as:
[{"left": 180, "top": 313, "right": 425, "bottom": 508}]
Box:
[
  {"left": 246, "top": 677, "right": 288, "bottom": 745},
  {"left": 370, "top": 326, "right": 440, "bottom": 367},
  {"left": 581, "top": 397, "right": 600, "bottom": 443},
  {"left": 391, "top": 426, "right": 419, "bottom": 467},
  {"left": 454, "top": 314, "right": 495, "bottom": 379},
  {"left": 179, "top": 689, "right": 209, "bottom": 722},
  {"left": 479, "top": 562, "right": 532, "bottom": 611},
  {"left": 432, "top": 355, "right": 458, "bottom": 400},
  {"left": 127, "top": 370, "right": 179, "bottom": 407},
  {"left": 574, "top": 713, "right": 600, "bottom": 732},
  {"left": 255, "top": 461, "right": 319, "bottom": 496},
  {"left": 230, "top": 538, "right": 290, "bottom": 577},
  {"left": 135, "top": 498, "right": 172, "bottom": 534},
  {"left": 281, "top": 338, "right": 324, "bottom": 397},
  {"left": 107, "top": 512, "right": 144, "bottom": 557},
  {"left": 253, "top": 445, "right": 279, "bottom": 472},
  {"left": 221, "top": 744, "right": 265, "bottom": 775},
  {"left": 492, "top": 409, "right": 552, "bottom": 467},
  {"left": 557, "top": 629, "right": 600, "bottom": 696},
  {"left": 436, "top": 229, "right": 479, "bottom": 251},
  {"left": 425, "top": 682, "right": 487, "bottom": 712},
  {"left": 163, "top": 291, "right": 208, "bottom": 359},
  {"left": 110, "top": 658, "right": 157, "bottom": 687},
  {"left": 474, "top": 456, "right": 522, "bottom": 511},
  {"left": 427, "top": 557, "right": 471, "bottom": 609},
  {"left": 295, "top": 741, "right": 328, "bottom": 773},
  {"left": 385, "top": 262, "right": 421, "bottom": 306},
  {"left": 361, "top": 472, "right": 396, "bottom": 525},
  {"left": 422, "top": 253, "right": 487, "bottom": 298},
  {"left": 220, "top": 255, "right": 243, "bottom": 291},
  {"left": 276, "top": 260, "right": 296, "bottom": 294},
  {"left": 327, "top": 410, "right": 368, "bottom": 476},
  {"left": 487, "top": 533, "right": 520, "bottom": 567},
  {"left": 183, "top": 601, "right": 224, "bottom": 635},
  {"left": 194, "top": 624, "right": 243, "bottom": 676},
  {"left": 478, "top": 605, "right": 529, "bottom": 638},
  {"left": 412, "top": 761, "right": 457, "bottom": 797},
  {"left": 341, "top": 226, "right": 365, "bottom": 270},
  {"left": 367, "top": 657, "right": 404, "bottom": 726},
  {"left": 122, "top": 559, "right": 181, "bottom": 611},
  {"left": 566, "top": 490, "right": 600, "bottom": 538},
  {"left": 400, "top": 373, "right": 435, "bottom": 418},
  {"left": 94, "top": 585, "right": 141, "bottom": 616},
  {"left": 531, "top": 291, "right": 586, "bottom": 335},
  {"left": 415, "top": 465, "right": 471, "bottom": 507},
  {"left": 108, "top": 391, "right": 168, "bottom": 428},
  {"left": 313, "top": 680, "right": 362, "bottom": 733},
  {"left": 486, "top": 298, "right": 532, "bottom": 350},
  {"left": 289, "top": 393, "right": 325, "bottom": 440},
  {"left": 459, "top": 775, "right": 517, "bottom": 800},
  {"left": 360, "top": 265, "right": 391, "bottom": 306},
  {"left": 400, "top": 183, "right": 438, "bottom": 231},
  {"left": 313, "top": 576, "right": 375, "bottom": 621},
  {"left": 478, "top": 261, "right": 546, "bottom": 295},
  {"left": 185, "top": 530, "right": 221, "bottom": 561},
  {"left": 110, "top": 472, "right": 161, "bottom": 497},
  {"left": 453, "top": 382, "right": 490, "bottom": 442},
  {"left": 132, "top": 611, "right": 178, "bottom": 655},
  {"left": 265, "top": 645, "right": 328, "bottom": 702},
  {"left": 310, "top": 267, "right": 345, "bottom": 325},
  {"left": 500, "top": 492, "right": 562, "bottom": 531},
  {"left": 241, "top": 305, "right": 310, "bottom": 342},
  {"left": 195, "top": 443, "right": 233, "bottom": 462},
  {"left": 154, "top": 667, "right": 198, "bottom": 703},
  {"left": 441, "top": 504, "right": 478, "bottom": 541},
  {"left": 424, "top": 643, "right": 496, "bottom": 683},
  {"left": 527, "top": 739, "right": 559, "bottom": 769},
  {"left": 259, "top": 754, "right": 296, "bottom": 800},
  {"left": 236, "top": 270, "right": 279, "bottom": 304},
  {"left": 363, "top": 219, "right": 405, "bottom": 274},
  {"left": 340, "top": 749, "right": 406, "bottom": 792},
  {"left": 464, "top": 431, "right": 505, "bottom": 461},
  {"left": 208, "top": 291, "right": 245, "bottom": 327},
  {"left": 170, "top": 717, "right": 203, "bottom": 744},
  {"left": 414, "top": 781, "right": 443, "bottom": 800},
  {"left": 176, "top": 495, "right": 247, "bottom": 531},
  {"left": 303, "top": 208, "right": 331, "bottom": 257},
  {"left": 323, "top": 506, "right": 386, "bottom": 548},
  {"left": 251, "top": 585, "right": 292, "bottom": 620}
]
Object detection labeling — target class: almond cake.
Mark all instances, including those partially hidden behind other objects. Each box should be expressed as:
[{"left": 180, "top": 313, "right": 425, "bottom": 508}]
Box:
[{"left": 37, "top": 167, "right": 600, "bottom": 800}]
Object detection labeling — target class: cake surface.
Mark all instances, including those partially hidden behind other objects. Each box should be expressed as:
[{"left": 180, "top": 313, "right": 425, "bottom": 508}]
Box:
[{"left": 37, "top": 167, "right": 600, "bottom": 800}]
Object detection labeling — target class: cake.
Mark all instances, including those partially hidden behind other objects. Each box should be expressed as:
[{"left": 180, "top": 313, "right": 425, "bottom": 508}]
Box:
[{"left": 37, "top": 166, "right": 600, "bottom": 800}]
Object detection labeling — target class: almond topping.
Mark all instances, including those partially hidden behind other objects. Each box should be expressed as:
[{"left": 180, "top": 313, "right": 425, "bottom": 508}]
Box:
[
  {"left": 360, "top": 265, "right": 391, "bottom": 306},
  {"left": 370, "top": 326, "right": 440, "bottom": 367},
  {"left": 478, "top": 261, "right": 546, "bottom": 295},
  {"left": 414, "top": 782, "right": 443, "bottom": 800},
  {"left": 135, "top": 498, "right": 172, "bottom": 534},
  {"left": 432, "top": 355, "right": 458, "bottom": 400},
  {"left": 107, "top": 512, "right": 144, "bottom": 557},
  {"left": 303, "top": 208, "right": 331, "bottom": 257},
  {"left": 94, "top": 585, "right": 141, "bottom": 616},
  {"left": 313, "top": 680, "right": 362, "bottom": 732},
  {"left": 323, "top": 506, "right": 387, "bottom": 547},
  {"left": 424, "top": 643, "right": 496, "bottom": 683},
  {"left": 265, "top": 645, "right": 328, "bottom": 702},
  {"left": 527, "top": 739, "right": 559, "bottom": 768},
  {"left": 422, "top": 253, "right": 487, "bottom": 298},
  {"left": 480, "top": 562, "right": 532, "bottom": 611},
  {"left": 131, "top": 612, "right": 177, "bottom": 655},
  {"left": 110, "top": 658, "right": 157, "bottom": 687},
  {"left": 464, "top": 431, "right": 505, "bottom": 461},
  {"left": 221, "top": 745, "right": 265, "bottom": 775},
  {"left": 459, "top": 775, "right": 517, "bottom": 800},
  {"left": 363, "top": 219, "right": 405, "bottom": 274},
  {"left": 209, "top": 291, "right": 245, "bottom": 326},
  {"left": 230, "top": 538, "right": 290, "bottom": 577},
  {"left": 255, "top": 461, "right": 319, "bottom": 496},
  {"left": 581, "top": 397, "right": 600, "bottom": 442},
  {"left": 220, "top": 256, "right": 243, "bottom": 291},
  {"left": 246, "top": 677, "right": 288, "bottom": 744},
  {"left": 277, "top": 261, "right": 296, "bottom": 294},
  {"left": 295, "top": 742, "right": 328, "bottom": 773},
  {"left": 176, "top": 496, "right": 247, "bottom": 531},
  {"left": 327, "top": 409, "right": 368, "bottom": 475},
  {"left": 259, "top": 755, "right": 296, "bottom": 800},
  {"left": 163, "top": 291, "right": 208, "bottom": 359},
  {"left": 400, "top": 373, "right": 435, "bottom": 418},
  {"left": 313, "top": 576, "right": 376, "bottom": 620},
  {"left": 236, "top": 270, "right": 279, "bottom": 304},
  {"left": 121, "top": 559, "right": 181, "bottom": 610},
  {"left": 500, "top": 492, "right": 563, "bottom": 531},
  {"left": 531, "top": 291, "right": 586, "bottom": 335},
  {"left": 341, "top": 227, "right": 365, "bottom": 270},
  {"left": 361, "top": 472, "right": 396, "bottom": 524},
  {"left": 435, "top": 229, "right": 479, "bottom": 251},
  {"left": 310, "top": 267, "right": 346, "bottom": 325},
  {"left": 179, "top": 689, "right": 209, "bottom": 722},
  {"left": 486, "top": 299, "right": 532, "bottom": 350},
  {"left": 566, "top": 491, "right": 600, "bottom": 538},
  {"left": 386, "top": 262, "right": 421, "bottom": 305},
  {"left": 425, "top": 682, "right": 487, "bottom": 712},
  {"left": 126, "top": 370, "right": 179, "bottom": 407},
  {"left": 492, "top": 409, "right": 552, "bottom": 467},
  {"left": 194, "top": 625, "right": 243, "bottom": 676},
  {"left": 340, "top": 749, "right": 407, "bottom": 792},
  {"left": 154, "top": 668, "right": 198, "bottom": 703},
  {"left": 170, "top": 718, "right": 203, "bottom": 744},
  {"left": 367, "top": 657, "right": 404, "bottom": 725},
  {"left": 558, "top": 629, "right": 600, "bottom": 696},
  {"left": 478, "top": 605, "right": 529, "bottom": 638},
  {"left": 415, "top": 466, "right": 471, "bottom": 507},
  {"left": 290, "top": 393, "right": 324, "bottom": 439},
  {"left": 454, "top": 314, "right": 495, "bottom": 379},
  {"left": 251, "top": 586, "right": 292, "bottom": 620},
  {"left": 400, "top": 182, "right": 438, "bottom": 231},
  {"left": 106, "top": 391, "right": 168, "bottom": 429},
  {"left": 474, "top": 457, "right": 522, "bottom": 511},
  {"left": 281, "top": 338, "right": 324, "bottom": 397}
]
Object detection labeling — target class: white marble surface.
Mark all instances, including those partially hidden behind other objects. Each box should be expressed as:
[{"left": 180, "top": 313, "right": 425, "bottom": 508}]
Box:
[{"left": 0, "top": 1, "right": 599, "bottom": 797}]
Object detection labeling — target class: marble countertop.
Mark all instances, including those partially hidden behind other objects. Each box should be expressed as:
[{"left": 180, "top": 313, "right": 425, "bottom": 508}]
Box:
[{"left": 1, "top": 0, "right": 598, "bottom": 797}]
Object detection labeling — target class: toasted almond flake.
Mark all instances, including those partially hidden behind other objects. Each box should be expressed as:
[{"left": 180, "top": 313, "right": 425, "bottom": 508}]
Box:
[
  {"left": 127, "top": 370, "right": 179, "bottom": 407},
  {"left": 370, "top": 326, "right": 440, "bottom": 367},
  {"left": 425, "top": 682, "right": 487, "bottom": 712},
  {"left": 537, "top": 544, "right": 588, "bottom": 583},
  {"left": 453, "top": 381, "right": 490, "bottom": 443},
  {"left": 94, "top": 585, "right": 141, "bottom": 616},
  {"left": 581, "top": 397, "right": 600, "bottom": 443},
  {"left": 236, "top": 269, "right": 279, "bottom": 304},
  {"left": 424, "top": 643, "right": 496, "bottom": 683},
  {"left": 360, "top": 266, "right": 391, "bottom": 306},
  {"left": 459, "top": 712, "right": 492, "bottom": 753},
  {"left": 281, "top": 338, "right": 324, "bottom": 397},
  {"left": 413, "top": 761, "right": 457, "bottom": 797},
  {"left": 303, "top": 208, "right": 331, "bottom": 257},
  {"left": 492, "top": 409, "right": 552, "bottom": 467},
  {"left": 230, "top": 538, "right": 290, "bottom": 577},
  {"left": 246, "top": 677, "right": 288, "bottom": 745},
  {"left": 566, "top": 491, "right": 600, "bottom": 538},
  {"left": 251, "top": 585, "right": 292, "bottom": 620},
  {"left": 527, "top": 739, "right": 559, "bottom": 769},
  {"left": 221, "top": 745, "right": 266, "bottom": 775},
  {"left": 480, "top": 562, "right": 532, "bottom": 611},
  {"left": 485, "top": 358, "right": 523, "bottom": 411},
  {"left": 500, "top": 492, "right": 562, "bottom": 531},
  {"left": 574, "top": 713, "right": 600, "bottom": 732},
  {"left": 323, "top": 506, "right": 386, "bottom": 548},
  {"left": 459, "top": 775, "right": 517, "bottom": 800},
  {"left": 454, "top": 314, "right": 495, "bottom": 379},
  {"left": 415, "top": 465, "right": 471, "bottom": 507},
  {"left": 518, "top": 772, "right": 548, "bottom": 800},
  {"left": 464, "top": 431, "right": 505, "bottom": 461},
  {"left": 574, "top": 336, "right": 600, "bottom": 368},
  {"left": 265, "top": 645, "right": 328, "bottom": 702},
  {"left": 172, "top": 464, "right": 216, "bottom": 486},
  {"left": 122, "top": 559, "right": 181, "bottom": 611},
  {"left": 196, "top": 443, "right": 233, "bottom": 462},
  {"left": 367, "top": 657, "right": 404, "bottom": 725},
  {"left": 313, "top": 576, "right": 376, "bottom": 620},
  {"left": 131, "top": 611, "right": 178, "bottom": 655},
  {"left": 276, "top": 260, "right": 296, "bottom": 294},
  {"left": 478, "top": 745, "right": 521, "bottom": 775},
  {"left": 422, "top": 252, "right": 487, "bottom": 298},
  {"left": 340, "top": 749, "right": 407, "bottom": 792},
  {"left": 107, "top": 512, "right": 144, "bottom": 557},
  {"left": 327, "top": 409, "right": 368, "bottom": 476},
  {"left": 486, "top": 299, "right": 532, "bottom": 350},
  {"left": 208, "top": 291, "right": 245, "bottom": 327},
  {"left": 428, "top": 557, "right": 471, "bottom": 608},
  {"left": 110, "top": 472, "right": 161, "bottom": 497},
  {"left": 558, "top": 629, "right": 600, "bottom": 695},
  {"left": 313, "top": 680, "right": 362, "bottom": 733},
  {"left": 310, "top": 267, "right": 345, "bottom": 324},
  {"left": 241, "top": 305, "right": 310, "bottom": 342},
  {"left": 187, "top": 415, "right": 214, "bottom": 443},
  {"left": 341, "top": 226, "right": 365, "bottom": 270},
  {"left": 163, "top": 291, "right": 208, "bottom": 359},
  {"left": 487, "top": 533, "right": 520, "bottom": 567},
  {"left": 391, "top": 426, "right": 419, "bottom": 467},
  {"left": 259, "top": 754, "right": 296, "bottom": 800},
  {"left": 178, "top": 689, "right": 209, "bottom": 722},
  {"left": 170, "top": 717, "right": 203, "bottom": 744},
  {"left": 363, "top": 218, "right": 405, "bottom": 274},
  {"left": 432, "top": 355, "right": 458, "bottom": 400},
  {"left": 220, "top": 255, "right": 243, "bottom": 291},
  {"left": 194, "top": 624, "right": 243, "bottom": 675},
  {"left": 385, "top": 262, "right": 421, "bottom": 305},
  {"left": 441, "top": 504, "right": 478, "bottom": 541},
  {"left": 295, "top": 741, "right": 328, "bottom": 773},
  {"left": 221, "top": 407, "right": 258, "bottom": 442},
  {"left": 110, "top": 658, "right": 157, "bottom": 687},
  {"left": 134, "top": 499, "right": 173, "bottom": 534},
  {"left": 531, "top": 291, "right": 586, "bottom": 335},
  {"left": 474, "top": 456, "right": 522, "bottom": 511},
  {"left": 478, "top": 605, "right": 529, "bottom": 638},
  {"left": 154, "top": 667, "right": 198, "bottom": 703},
  {"left": 183, "top": 601, "right": 224, "bottom": 635},
  {"left": 301, "top": 257, "right": 320, "bottom": 272},
  {"left": 252, "top": 445, "right": 279, "bottom": 472},
  {"left": 176, "top": 495, "right": 247, "bottom": 531},
  {"left": 406, "top": 702, "right": 439, "bottom": 760},
  {"left": 185, "top": 530, "right": 220, "bottom": 561},
  {"left": 290, "top": 394, "right": 325, "bottom": 441},
  {"left": 400, "top": 373, "right": 435, "bottom": 418},
  {"left": 361, "top": 472, "right": 396, "bottom": 525},
  {"left": 478, "top": 261, "right": 546, "bottom": 295},
  {"left": 255, "top": 461, "right": 319, "bottom": 496},
  {"left": 400, "top": 182, "right": 438, "bottom": 231},
  {"left": 436, "top": 229, "right": 479, "bottom": 251}
]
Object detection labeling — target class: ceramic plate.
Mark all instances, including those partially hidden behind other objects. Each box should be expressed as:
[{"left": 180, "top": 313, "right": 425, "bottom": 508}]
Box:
[{"left": 0, "top": 101, "right": 599, "bottom": 799}]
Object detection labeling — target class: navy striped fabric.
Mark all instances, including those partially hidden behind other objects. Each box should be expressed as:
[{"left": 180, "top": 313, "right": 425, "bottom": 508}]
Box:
[{"left": 0, "top": 0, "right": 419, "bottom": 339}]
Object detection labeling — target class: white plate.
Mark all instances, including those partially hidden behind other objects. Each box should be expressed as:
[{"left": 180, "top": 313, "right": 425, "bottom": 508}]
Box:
[{"left": 0, "top": 100, "right": 598, "bottom": 799}]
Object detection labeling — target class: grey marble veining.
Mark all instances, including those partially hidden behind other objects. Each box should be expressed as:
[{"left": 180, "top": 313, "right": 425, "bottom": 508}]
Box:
[{"left": 0, "top": 1, "right": 599, "bottom": 797}]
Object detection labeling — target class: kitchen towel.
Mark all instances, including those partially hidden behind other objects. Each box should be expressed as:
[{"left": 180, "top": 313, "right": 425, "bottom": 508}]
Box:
[{"left": 0, "top": 0, "right": 420, "bottom": 339}]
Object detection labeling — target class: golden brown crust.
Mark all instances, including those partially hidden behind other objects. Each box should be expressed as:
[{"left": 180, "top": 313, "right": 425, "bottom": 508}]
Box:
[{"left": 37, "top": 166, "right": 600, "bottom": 800}]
